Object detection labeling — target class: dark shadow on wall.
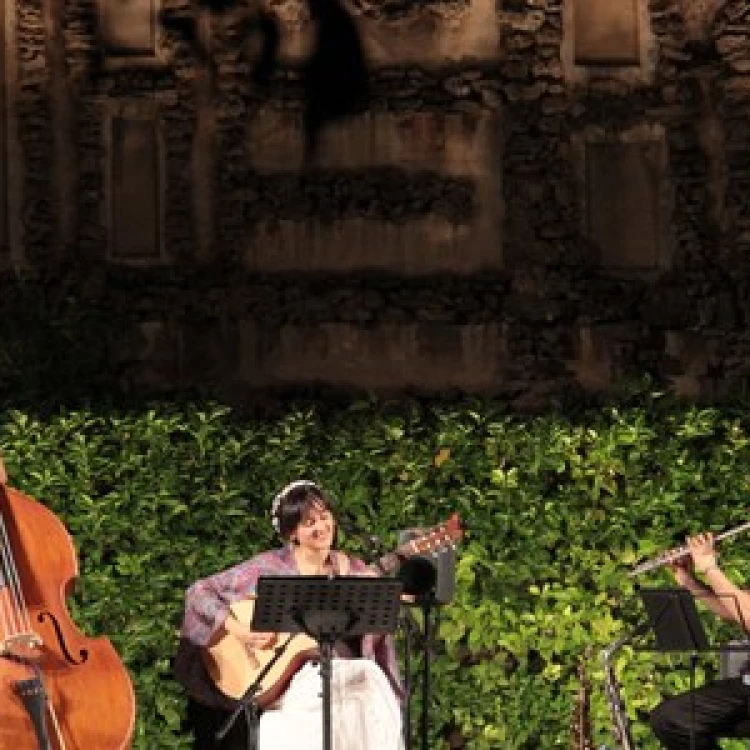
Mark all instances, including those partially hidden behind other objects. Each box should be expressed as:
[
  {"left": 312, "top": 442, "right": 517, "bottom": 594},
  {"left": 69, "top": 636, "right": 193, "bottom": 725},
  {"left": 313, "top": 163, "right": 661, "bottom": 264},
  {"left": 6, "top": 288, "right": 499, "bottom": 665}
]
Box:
[
  {"left": 302, "top": 0, "right": 370, "bottom": 165},
  {"left": 157, "top": 0, "right": 370, "bottom": 166}
]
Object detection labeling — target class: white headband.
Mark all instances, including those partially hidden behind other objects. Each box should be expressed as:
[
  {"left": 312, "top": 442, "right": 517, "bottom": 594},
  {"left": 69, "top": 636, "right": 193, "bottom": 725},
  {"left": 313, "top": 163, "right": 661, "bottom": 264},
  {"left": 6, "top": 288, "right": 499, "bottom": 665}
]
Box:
[{"left": 271, "top": 479, "right": 319, "bottom": 532}]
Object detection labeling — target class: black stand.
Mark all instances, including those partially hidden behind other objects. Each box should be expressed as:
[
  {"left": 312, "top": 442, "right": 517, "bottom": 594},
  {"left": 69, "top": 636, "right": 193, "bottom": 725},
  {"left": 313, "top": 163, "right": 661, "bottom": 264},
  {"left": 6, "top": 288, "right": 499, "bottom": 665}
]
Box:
[
  {"left": 399, "top": 608, "right": 419, "bottom": 750},
  {"left": 639, "top": 588, "right": 710, "bottom": 652},
  {"left": 639, "top": 587, "right": 711, "bottom": 750},
  {"left": 251, "top": 575, "right": 402, "bottom": 750},
  {"left": 215, "top": 633, "right": 296, "bottom": 750},
  {"left": 397, "top": 555, "right": 440, "bottom": 750},
  {"left": 419, "top": 592, "right": 436, "bottom": 750},
  {"left": 638, "top": 587, "right": 750, "bottom": 750}
]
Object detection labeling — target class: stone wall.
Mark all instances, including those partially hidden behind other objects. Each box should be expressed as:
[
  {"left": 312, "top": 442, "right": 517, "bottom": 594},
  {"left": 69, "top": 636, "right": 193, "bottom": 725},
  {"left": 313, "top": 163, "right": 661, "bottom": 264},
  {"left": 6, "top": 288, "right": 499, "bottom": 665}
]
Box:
[{"left": 2, "top": 0, "right": 750, "bottom": 405}]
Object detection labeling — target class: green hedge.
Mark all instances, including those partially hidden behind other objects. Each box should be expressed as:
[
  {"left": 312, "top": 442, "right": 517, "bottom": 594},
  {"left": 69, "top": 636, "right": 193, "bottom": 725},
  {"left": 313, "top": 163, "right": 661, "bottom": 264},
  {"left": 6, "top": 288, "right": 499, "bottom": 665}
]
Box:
[{"left": 2, "top": 397, "right": 750, "bottom": 748}]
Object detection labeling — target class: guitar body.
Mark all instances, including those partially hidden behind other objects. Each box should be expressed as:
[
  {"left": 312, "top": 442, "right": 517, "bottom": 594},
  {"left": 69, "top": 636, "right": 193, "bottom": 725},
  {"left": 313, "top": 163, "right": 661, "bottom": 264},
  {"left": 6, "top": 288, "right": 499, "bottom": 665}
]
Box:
[{"left": 202, "top": 599, "right": 319, "bottom": 707}]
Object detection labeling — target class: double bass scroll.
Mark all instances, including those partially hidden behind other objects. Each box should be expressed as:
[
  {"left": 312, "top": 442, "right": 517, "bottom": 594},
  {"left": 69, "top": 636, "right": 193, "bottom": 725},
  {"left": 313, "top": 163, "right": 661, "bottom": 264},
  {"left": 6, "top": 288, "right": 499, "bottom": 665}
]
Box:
[{"left": 0, "top": 457, "right": 136, "bottom": 749}]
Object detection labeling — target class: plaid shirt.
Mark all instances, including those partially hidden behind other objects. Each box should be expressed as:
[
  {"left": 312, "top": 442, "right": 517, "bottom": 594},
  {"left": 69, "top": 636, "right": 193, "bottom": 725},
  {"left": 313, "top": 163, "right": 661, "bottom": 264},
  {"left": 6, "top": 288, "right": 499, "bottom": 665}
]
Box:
[{"left": 174, "top": 545, "right": 403, "bottom": 708}]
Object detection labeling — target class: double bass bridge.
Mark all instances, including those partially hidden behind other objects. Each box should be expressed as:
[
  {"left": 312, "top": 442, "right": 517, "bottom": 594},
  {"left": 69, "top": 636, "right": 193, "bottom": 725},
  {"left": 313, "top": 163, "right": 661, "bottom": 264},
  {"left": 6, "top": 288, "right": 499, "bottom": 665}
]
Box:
[
  {"left": 1, "top": 635, "right": 53, "bottom": 750},
  {"left": 0, "top": 631, "right": 43, "bottom": 660}
]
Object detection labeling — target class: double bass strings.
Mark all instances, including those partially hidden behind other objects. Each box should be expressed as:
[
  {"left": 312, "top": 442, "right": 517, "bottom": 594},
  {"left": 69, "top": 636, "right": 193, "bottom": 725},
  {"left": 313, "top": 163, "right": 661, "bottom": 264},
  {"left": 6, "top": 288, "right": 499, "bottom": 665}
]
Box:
[{"left": 0, "top": 510, "right": 34, "bottom": 648}]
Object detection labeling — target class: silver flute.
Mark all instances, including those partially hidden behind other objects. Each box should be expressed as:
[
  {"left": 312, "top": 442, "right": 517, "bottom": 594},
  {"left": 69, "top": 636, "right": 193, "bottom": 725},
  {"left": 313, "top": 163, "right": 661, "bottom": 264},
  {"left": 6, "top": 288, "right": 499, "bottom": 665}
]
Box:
[{"left": 629, "top": 520, "right": 750, "bottom": 577}]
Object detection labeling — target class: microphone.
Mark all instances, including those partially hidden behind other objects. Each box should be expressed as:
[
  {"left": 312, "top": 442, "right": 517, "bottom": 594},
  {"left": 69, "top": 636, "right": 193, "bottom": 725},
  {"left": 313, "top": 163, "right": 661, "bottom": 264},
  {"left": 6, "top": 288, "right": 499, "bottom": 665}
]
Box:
[{"left": 397, "top": 557, "right": 437, "bottom": 597}]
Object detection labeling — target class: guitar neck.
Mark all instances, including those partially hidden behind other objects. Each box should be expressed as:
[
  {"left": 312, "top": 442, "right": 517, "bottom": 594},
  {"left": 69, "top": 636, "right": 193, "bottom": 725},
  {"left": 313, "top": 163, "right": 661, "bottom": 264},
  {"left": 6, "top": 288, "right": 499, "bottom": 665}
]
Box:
[{"left": 367, "top": 514, "right": 462, "bottom": 575}]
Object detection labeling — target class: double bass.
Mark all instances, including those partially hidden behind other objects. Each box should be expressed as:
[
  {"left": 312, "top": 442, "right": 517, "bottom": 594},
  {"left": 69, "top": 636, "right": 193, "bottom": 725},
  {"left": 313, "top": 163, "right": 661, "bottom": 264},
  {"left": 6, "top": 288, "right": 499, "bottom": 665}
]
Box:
[{"left": 0, "top": 457, "right": 135, "bottom": 749}]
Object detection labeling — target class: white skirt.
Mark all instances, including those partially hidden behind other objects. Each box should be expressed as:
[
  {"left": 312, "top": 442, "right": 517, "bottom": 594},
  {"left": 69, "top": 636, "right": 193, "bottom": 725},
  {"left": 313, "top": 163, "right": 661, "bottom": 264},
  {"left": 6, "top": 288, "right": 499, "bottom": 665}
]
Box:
[{"left": 259, "top": 658, "right": 404, "bottom": 750}]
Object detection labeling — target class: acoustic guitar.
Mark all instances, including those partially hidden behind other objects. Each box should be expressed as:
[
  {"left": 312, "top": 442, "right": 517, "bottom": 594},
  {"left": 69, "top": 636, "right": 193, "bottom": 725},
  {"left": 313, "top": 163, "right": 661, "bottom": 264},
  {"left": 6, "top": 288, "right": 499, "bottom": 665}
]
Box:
[{"left": 203, "top": 513, "right": 463, "bottom": 707}]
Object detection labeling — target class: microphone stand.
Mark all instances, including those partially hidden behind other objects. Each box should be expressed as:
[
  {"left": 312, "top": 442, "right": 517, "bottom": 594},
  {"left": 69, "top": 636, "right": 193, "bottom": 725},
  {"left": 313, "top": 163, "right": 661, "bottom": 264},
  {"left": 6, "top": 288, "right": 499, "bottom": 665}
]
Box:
[
  {"left": 399, "top": 606, "right": 426, "bottom": 750},
  {"left": 397, "top": 562, "right": 437, "bottom": 750},
  {"left": 216, "top": 635, "right": 295, "bottom": 750},
  {"left": 417, "top": 589, "right": 437, "bottom": 750}
]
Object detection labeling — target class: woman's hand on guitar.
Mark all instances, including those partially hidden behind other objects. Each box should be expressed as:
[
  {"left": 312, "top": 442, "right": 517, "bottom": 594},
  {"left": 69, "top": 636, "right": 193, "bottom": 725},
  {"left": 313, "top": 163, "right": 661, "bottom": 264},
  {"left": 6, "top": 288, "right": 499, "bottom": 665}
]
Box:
[
  {"left": 238, "top": 628, "right": 276, "bottom": 652},
  {"left": 224, "top": 617, "right": 276, "bottom": 652}
]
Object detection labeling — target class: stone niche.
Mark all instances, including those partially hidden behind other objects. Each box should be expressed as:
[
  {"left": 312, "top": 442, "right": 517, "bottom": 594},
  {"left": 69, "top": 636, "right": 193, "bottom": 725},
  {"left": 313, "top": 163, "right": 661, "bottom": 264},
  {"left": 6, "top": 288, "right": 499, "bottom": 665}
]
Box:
[
  {"left": 561, "top": 0, "right": 656, "bottom": 85},
  {"left": 572, "top": 124, "right": 673, "bottom": 272},
  {"left": 573, "top": 0, "right": 640, "bottom": 65},
  {"left": 245, "top": 109, "right": 504, "bottom": 274},
  {"left": 105, "top": 101, "right": 166, "bottom": 263},
  {"left": 97, "top": 0, "right": 164, "bottom": 66}
]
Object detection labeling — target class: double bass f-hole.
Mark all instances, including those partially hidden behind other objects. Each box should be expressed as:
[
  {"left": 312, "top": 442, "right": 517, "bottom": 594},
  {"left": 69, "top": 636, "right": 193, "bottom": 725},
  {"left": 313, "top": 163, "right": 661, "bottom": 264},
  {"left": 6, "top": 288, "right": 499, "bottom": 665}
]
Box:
[
  {"left": 36, "top": 612, "right": 88, "bottom": 666},
  {"left": 0, "top": 457, "right": 135, "bottom": 749}
]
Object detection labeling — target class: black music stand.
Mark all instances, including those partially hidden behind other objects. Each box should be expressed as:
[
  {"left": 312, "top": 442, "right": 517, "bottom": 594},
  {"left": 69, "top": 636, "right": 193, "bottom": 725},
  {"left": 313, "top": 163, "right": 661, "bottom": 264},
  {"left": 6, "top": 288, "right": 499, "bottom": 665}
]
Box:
[
  {"left": 638, "top": 587, "right": 745, "bottom": 750},
  {"left": 639, "top": 587, "right": 710, "bottom": 652},
  {"left": 639, "top": 588, "right": 709, "bottom": 750},
  {"left": 252, "top": 575, "right": 403, "bottom": 750}
]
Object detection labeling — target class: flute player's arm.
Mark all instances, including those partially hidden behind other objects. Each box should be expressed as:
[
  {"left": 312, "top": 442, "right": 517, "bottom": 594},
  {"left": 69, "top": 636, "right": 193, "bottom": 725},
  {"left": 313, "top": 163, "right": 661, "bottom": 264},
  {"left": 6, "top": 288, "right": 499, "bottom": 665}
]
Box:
[{"left": 670, "top": 532, "right": 750, "bottom": 629}]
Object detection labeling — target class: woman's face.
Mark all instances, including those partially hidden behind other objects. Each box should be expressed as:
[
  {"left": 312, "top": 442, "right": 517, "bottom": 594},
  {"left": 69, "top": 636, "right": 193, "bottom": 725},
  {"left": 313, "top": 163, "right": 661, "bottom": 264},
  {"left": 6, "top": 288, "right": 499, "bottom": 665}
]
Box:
[{"left": 293, "top": 501, "right": 335, "bottom": 552}]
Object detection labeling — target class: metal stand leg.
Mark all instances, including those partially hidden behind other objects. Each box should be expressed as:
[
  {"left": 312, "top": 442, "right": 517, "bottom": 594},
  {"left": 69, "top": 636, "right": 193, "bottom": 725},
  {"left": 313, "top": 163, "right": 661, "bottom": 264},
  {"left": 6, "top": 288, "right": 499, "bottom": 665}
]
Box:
[
  {"left": 420, "top": 597, "right": 434, "bottom": 750},
  {"left": 320, "top": 638, "right": 334, "bottom": 750}
]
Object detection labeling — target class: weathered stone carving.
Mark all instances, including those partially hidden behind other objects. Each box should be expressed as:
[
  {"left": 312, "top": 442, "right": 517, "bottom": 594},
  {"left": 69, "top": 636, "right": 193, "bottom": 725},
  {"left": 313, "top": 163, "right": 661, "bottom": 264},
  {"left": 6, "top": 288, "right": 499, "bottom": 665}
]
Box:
[{"left": 16, "top": 0, "right": 53, "bottom": 267}]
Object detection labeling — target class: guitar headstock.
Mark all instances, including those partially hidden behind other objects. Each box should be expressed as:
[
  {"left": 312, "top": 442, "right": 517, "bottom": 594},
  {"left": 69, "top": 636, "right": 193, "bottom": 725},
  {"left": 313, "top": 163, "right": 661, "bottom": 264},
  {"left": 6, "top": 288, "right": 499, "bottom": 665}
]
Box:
[{"left": 399, "top": 513, "right": 463, "bottom": 558}]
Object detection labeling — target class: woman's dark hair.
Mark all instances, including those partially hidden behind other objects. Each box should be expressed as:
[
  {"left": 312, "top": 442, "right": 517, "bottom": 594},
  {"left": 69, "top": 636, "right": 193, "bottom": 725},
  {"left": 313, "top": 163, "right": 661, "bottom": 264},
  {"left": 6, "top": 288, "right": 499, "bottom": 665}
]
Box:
[{"left": 273, "top": 481, "right": 336, "bottom": 541}]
